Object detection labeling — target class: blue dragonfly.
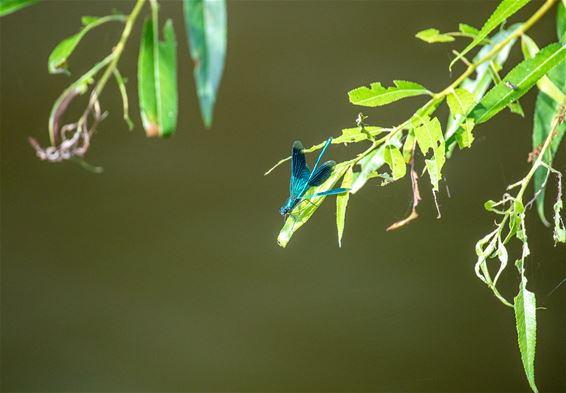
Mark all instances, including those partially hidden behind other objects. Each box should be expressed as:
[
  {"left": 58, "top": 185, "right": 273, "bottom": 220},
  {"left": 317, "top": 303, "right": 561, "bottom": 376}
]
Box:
[{"left": 280, "top": 137, "right": 350, "bottom": 220}]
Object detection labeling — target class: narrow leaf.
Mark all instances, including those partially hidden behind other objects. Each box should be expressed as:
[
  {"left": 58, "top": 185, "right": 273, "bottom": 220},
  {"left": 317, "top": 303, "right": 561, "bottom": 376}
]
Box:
[
  {"left": 514, "top": 261, "right": 538, "bottom": 393},
  {"left": 558, "top": 1, "right": 565, "bottom": 44},
  {"left": 532, "top": 95, "right": 566, "bottom": 226},
  {"left": 446, "top": 25, "right": 521, "bottom": 152},
  {"left": 402, "top": 130, "right": 415, "bottom": 163},
  {"left": 450, "top": 0, "right": 531, "bottom": 70},
  {"left": 183, "top": 0, "right": 227, "bottom": 128},
  {"left": 137, "top": 18, "right": 178, "bottom": 137},
  {"left": 48, "top": 14, "right": 126, "bottom": 74},
  {"left": 521, "top": 34, "right": 565, "bottom": 104},
  {"left": 0, "top": 0, "right": 38, "bottom": 17},
  {"left": 470, "top": 42, "right": 566, "bottom": 124},
  {"left": 415, "top": 28, "right": 454, "bottom": 43},
  {"left": 335, "top": 125, "right": 384, "bottom": 144},
  {"left": 384, "top": 145, "right": 407, "bottom": 180},
  {"left": 459, "top": 23, "right": 480, "bottom": 37},
  {"left": 348, "top": 80, "right": 431, "bottom": 107},
  {"left": 425, "top": 144, "right": 445, "bottom": 191},
  {"left": 336, "top": 166, "right": 354, "bottom": 247}
]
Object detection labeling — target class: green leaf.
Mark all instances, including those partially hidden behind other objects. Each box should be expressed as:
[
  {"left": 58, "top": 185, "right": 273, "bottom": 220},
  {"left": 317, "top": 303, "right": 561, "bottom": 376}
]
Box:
[
  {"left": 554, "top": 198, "right": 566, "bottom": 244},
  {"left": 348, "top": 80, "right": 431, "bottom": 107},
  {"left": 447, "top": 87, "right": 475, "bottom": 115},
  {"left": 183, "top": 0, "right": 227, "bottom": 128},
  {"left": 446, "top": 25, "right": 521, "bottom": 153},
  {"left": 508, "top": 100, "right": 525, "bottom": 117},
  {"left": 470, "top": 42, "right": 566, "bottom": 124},
  {"left": 335, "top": 126, "right": 385, "bottom": 144},
  {"left": 0, "top": 0, "right": 38, "bottom": 17},
  {"left": 137, "top": 18, "right": 178, "bottom": 138},
  {"left": 456, "top": 118, "right": 475, "bottom": 149},
  {"left": 351, "top": 133, "right": 403, "bottom": 193},
  {"left": 425, "top": 144, "right": 446, "bottom": 191},
  {"left": 336, "top": 166, "right": 354, "bottom": 248},
  {"left": 415, "top": 28, "right": 454, "bottom": 43},
  {"left": 402, "top": 130, "right": 415, "bottom": 163},
  {"left": 521, "top": 35, "right": 565, "bottom": 104},
  {"left": 514, "top": 261, "right": 538, "bottom": 393},
  {"left": 449, "top": 0, "right": 531, "bottom": 70},
  {"left": 459, "top": 23, "right": 480, "bottom": 37},
  {"left": 532, "top": 93, "right": 566, "bottom": 226},
  {"left": 48, "top": 14, "right": 126, "bottom": 74},
  {"left": 384, "top": 145, "right": 407, "bottom": 180},
  {"left": 558, "top": 1, "right": 566, "bottom": 44},
  {"left": 413, "top": 116, "right": 443, "bottom": 155},
  {"left": 413, "top": 117, "right": 445, "bottom": 190},
  {"left": 278, "top": 162, "right": 350, "bottom": 248}
]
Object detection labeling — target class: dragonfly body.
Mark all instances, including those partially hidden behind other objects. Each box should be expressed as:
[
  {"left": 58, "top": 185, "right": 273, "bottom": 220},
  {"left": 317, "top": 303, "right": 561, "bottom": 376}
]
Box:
[{"left": 279, "top": 137, "right": 349, "bottom": 219}]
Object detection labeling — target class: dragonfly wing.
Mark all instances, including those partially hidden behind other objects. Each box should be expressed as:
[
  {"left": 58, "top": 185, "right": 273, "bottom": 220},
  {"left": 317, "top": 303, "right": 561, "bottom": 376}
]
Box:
[
  {"left": 299, "top": 188, "right": 350, "bottom": 200},
  {"left": 290, "top": 140, "right": 310, "bottom": 196},
  {"left": 308, "top": 160, "right": 335, "bottom": 187}
]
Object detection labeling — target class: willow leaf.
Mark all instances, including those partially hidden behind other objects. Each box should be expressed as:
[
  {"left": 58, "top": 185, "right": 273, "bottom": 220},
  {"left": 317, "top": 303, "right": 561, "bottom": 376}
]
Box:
[
  {"left": 48, "top": 14, "right": 126, "bottom": 74},
  {"left": 470, "top": 42, "right": 566, "bottom": 124},
  {"left": 335, "top": 126, "right": 385, "bottom": 144},
  {"left": 0, "top": 0, "right": 38, "bottom": 17},
  {"left": 456, "top": 118, "right": 475, "bottom": 149},
  {"left": 349, "top": 80, "right": 431, "bottom": 107},
  {"left": 450, "top": 0, "right": 531, "bottom": 70},
  {"left": 415, "top": 28, "right": 454, "bottom": 43},
  {"left": 447, "top": 87, "right": 475, "bottom": 116},
  {"left": 558, "top": 1, "right": 565, "bottom": 44},
  {"left": 514, "top": 260, "right": 538, "bottom": 393},
  {"left": 532, "top": 93, "right": 566, "bottom": 226},
  {"left": 414, "top": 116, "right": 443, "bottom": 155},
  {"left": 384, "top": 145, "right": 406, "bottom": 180},
  {"left": 183, "top": 0, "right": 227, "bottom": 128},
  {"left": 138, "top": 18, "right": 178, "bottom": 138},
  {"left": 336, "top": 166, "right": 354, "bottom": 248},
  {"left": 459, "top": 23, "right": 480, "bottom": 37},
  {"left": 278, "top": 162, "right": 350, "bottom": 248},
  {"left": 521, "top": 35, "right": 565, "bottom": 104},
  {"left": 446, "top": 25, "right": 521, "bottom": 151},
  {"left": 351, "top": 133, "right": 402, "bottom": 193}
]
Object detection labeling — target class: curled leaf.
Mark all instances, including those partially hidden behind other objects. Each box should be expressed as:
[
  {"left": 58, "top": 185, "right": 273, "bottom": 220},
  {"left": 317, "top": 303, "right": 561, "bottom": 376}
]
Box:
[
  {"left": 48, "top": 14, "right": 126, "bottom": 74},
  {"left": 415, "top": 28, "right": 454, "bottom": 43}
]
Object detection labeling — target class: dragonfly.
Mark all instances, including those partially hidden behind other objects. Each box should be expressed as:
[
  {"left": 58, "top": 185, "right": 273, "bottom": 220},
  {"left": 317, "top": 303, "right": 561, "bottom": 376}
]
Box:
[{"left": 279, "top": 137, "right": 350, "bottom": 220}]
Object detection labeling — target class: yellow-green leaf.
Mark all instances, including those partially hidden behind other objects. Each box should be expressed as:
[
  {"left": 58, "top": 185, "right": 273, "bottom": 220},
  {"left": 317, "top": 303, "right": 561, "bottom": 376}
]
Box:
[
  {"left": 384, "top": 145, "right": 407, "bottom": 180},
  {"left": 336, "top": 166, "right": 353, "bottom": 247},
  {"left": 415, "top": 28, "right": 454, "bottom": 43}
]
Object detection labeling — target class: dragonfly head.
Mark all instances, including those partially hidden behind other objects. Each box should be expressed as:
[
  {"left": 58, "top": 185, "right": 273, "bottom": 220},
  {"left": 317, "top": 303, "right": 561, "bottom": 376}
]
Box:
[{"left": 280, "top": 198, "right": 295, "bottom": 218}]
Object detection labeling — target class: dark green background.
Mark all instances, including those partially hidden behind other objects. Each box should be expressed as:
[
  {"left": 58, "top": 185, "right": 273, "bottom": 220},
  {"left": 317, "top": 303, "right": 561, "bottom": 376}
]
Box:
[{"left": 1, "top": 0, "right": 564, "bottom": 391}]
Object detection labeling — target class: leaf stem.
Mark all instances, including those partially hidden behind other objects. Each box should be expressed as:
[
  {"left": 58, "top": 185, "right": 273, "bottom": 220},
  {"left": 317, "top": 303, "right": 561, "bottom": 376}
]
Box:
[{"left": 92, "top": 0, "right": 147, "bottom": 100}]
